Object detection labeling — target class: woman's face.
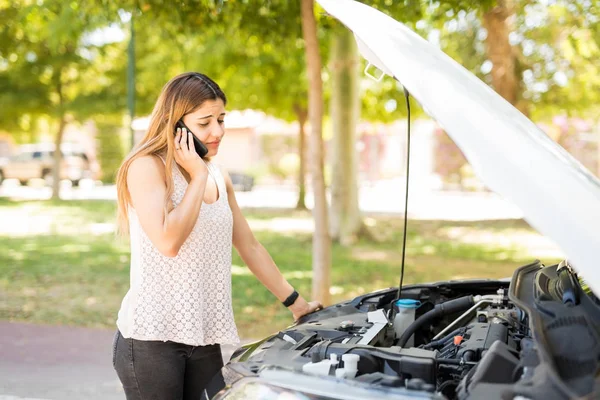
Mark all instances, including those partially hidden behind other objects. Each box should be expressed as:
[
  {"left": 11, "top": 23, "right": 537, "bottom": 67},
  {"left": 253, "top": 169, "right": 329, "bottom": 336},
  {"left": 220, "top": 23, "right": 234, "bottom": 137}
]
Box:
[{"left": 181, "top": 98, "right": 226, "bottom": 157}]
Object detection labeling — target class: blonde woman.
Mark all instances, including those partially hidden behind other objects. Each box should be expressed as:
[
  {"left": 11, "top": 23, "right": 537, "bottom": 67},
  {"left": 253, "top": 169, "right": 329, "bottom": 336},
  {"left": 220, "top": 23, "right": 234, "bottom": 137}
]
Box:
[{"left": 112, "top": 72, "right": 322, "bottom": 400}]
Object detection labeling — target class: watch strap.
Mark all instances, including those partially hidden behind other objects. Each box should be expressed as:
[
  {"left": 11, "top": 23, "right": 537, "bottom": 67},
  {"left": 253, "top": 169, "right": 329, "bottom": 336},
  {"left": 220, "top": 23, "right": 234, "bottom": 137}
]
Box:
[{"left": 282, "top": 290, "right": 299, "bottom": 307}]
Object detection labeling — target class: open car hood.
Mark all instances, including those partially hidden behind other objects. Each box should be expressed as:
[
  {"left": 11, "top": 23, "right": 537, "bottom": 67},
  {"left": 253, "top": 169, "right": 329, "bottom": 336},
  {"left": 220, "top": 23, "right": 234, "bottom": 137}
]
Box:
[{"left": 316, "top": 0, "right": 600, "bottom": 296}]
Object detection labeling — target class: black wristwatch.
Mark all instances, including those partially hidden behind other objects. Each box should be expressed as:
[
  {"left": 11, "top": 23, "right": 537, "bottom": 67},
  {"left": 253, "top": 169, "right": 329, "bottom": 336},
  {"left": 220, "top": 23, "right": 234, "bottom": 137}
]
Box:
[{"left": 282, "top": 290, "right": 299, "bottom": 307}]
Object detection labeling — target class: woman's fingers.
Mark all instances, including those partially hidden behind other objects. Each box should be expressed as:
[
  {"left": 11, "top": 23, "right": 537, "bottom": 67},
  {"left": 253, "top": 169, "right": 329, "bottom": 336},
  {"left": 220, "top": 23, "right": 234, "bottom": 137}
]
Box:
[
  {"left": 309, "top": 301, "right": 323, "bottom": 312},
  {"left": 174, "top": 127, "right": 201, "bottom": 163},
  {"left": 188, "top": 130, "right": 194, "bottom": 153},
  {"left": 174, "top": 128, "right": 181, "bottom": 149},
  {"left": 179, "top": 128, "right": 187, "bottom": 151}
]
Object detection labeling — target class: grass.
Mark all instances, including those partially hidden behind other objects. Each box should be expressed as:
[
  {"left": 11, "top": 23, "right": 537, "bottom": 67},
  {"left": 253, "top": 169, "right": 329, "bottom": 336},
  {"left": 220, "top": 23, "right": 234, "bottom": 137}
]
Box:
[{"left": 0, "top": 199, "right": 563, "bottom": 339}]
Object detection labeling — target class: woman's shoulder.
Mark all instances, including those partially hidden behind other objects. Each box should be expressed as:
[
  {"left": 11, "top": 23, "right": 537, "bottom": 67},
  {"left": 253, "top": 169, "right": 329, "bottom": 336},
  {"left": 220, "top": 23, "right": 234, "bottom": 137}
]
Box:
[
  {"left": 208, "top": 161, "right": 231, "bottom": 180},
  {"left": 128, "top": 154, "right": 167, "bottom": 181},
  {"left": 207, "top": 160, "right": 226, "bottom": 173}
]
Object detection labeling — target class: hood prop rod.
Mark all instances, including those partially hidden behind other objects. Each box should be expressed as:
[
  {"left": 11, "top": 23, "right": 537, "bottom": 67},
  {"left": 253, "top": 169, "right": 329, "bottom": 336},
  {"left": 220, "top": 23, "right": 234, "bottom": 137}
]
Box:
[{"left": 396, "top": 86, "right": 411, "bottom": 302}]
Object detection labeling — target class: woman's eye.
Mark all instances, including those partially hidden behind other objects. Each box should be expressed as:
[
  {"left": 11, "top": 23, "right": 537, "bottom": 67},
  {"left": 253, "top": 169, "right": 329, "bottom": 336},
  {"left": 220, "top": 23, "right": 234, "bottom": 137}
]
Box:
[
  {"left": 218, "top": 120, "right": 225, "bottom": 124},
  {"left": 199, "top": 123, "right": 209, "bottom": 127}
]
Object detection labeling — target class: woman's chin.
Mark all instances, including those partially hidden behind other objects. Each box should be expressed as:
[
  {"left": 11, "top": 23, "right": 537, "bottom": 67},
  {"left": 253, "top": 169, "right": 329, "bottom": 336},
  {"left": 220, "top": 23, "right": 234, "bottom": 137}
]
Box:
[{"left": 207, "top": 149, "right": 218, "bottom": 158}]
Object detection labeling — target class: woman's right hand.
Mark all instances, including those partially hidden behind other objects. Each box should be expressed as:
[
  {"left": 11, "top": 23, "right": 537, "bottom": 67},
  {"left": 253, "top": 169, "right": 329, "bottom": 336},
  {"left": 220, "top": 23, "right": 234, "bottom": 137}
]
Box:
[{"left": 173, "top": 127, "right": 208, "bottom": 180}]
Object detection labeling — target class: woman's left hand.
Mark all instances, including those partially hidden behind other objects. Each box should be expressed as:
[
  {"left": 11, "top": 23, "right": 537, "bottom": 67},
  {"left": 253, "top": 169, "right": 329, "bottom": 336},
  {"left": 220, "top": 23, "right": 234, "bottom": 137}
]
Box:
[{"left": 289, "top": 297, "right": 323, "bottom": 321}]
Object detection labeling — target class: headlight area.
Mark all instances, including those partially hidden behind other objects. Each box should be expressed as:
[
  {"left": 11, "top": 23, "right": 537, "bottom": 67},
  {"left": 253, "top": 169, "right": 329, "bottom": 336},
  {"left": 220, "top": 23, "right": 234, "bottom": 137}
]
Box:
[{"left": 211, "top": 368, "right": 444, "bottom": 400}]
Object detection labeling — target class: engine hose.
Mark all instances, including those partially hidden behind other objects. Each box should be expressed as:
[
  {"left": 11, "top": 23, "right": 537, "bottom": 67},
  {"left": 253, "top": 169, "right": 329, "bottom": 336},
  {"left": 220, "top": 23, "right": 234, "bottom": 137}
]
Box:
[
  {"left": 422, "top": 327, "right": 466, "bottom": 349},
  {"left": 397, "top": 295, "right": 475, "bottom": 348}
]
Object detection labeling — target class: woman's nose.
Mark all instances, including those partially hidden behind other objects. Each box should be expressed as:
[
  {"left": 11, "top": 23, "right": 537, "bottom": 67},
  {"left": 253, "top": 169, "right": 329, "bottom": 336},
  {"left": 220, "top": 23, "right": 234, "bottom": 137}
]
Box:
[{"left": 212, "top": 121, "right": 225, "bottom": 138}]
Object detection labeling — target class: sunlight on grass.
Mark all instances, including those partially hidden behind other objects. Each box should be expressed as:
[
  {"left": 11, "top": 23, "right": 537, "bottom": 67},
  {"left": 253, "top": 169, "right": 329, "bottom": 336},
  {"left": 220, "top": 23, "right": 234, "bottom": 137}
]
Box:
[
  {"left": 283, "top": 270, "right": 313, "bottom": 280},
  {"left": 351, "top": 249, "right": 395, "bottom": 262},
  {"left": 247, "top": 216, "right": 313, "bottom": 233},
  {"left": 329, "top": 286, "right": 345, "bottom": 295},
  {"left": 8, "top": 249, "right": 26, "bottom": 260},
  {"left": 231, "top": 265, "right": 252, "bottom": 276},
  {"left": 0, "top": 200, "right": 118, "bottom": 236},
  {"left": 58, "top": 243, "right": 93, "bottom": 252},
  {"left": 437, "top": 225, "right": 564, "bottom": 260}
]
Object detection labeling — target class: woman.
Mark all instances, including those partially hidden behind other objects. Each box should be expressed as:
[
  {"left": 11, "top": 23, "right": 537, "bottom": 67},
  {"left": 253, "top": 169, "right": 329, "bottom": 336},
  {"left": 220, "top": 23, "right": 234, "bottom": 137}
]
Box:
[{"left": 112, "top": 72, "right": 322, "bottom": 400}]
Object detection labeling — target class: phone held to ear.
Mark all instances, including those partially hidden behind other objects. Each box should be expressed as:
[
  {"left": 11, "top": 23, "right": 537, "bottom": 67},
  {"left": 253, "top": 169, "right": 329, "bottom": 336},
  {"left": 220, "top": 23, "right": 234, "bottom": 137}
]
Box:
[{"left": 175, "top": 120, "right": 209, "bottom": 158}]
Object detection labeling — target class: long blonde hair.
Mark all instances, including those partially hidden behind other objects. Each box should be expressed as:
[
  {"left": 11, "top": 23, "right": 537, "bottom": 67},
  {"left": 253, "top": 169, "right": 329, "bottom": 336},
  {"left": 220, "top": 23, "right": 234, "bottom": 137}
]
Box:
[{"left": 115, "top": 72, "right": 227, "bottom": 235}]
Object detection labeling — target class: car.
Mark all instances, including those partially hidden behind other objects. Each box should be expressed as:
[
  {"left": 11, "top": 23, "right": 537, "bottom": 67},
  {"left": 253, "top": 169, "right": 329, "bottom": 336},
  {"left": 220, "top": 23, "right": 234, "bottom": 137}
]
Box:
[
  {"left": 208, "top": 1, "right": 600, "bottom": 399},
  {"left": 0, "top": 143, "right": 92, "bottom": 187},
  {"left": 230, "top": 172, "right": 255, "bottom": 192}
]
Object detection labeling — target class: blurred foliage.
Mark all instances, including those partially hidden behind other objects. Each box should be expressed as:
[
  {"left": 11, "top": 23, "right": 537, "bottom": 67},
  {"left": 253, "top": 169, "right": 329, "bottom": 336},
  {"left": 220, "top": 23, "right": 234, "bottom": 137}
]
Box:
[
  {"left": 96, "top": 120, "right": 125, "bottom": 183},
  {"left": 520, "top": 1, "right": 600, "bottom": 120},
  {"left": 260, "top": 134, "right": 298, "bottom": 181},
  {"left": 0, "top": 0, "right": 126, "bottom": 135},
  {"left": 1, "top": 0, "right": 598, "bottom": 124},
  {"left": 416, "top": 0, "right": 600, "bottom": 120},
  {"left": 0, "top": 0, "right": 598, "bottom": 172},
  {"left": 433, "top": 126, "right": 469, "bottom": 185}
]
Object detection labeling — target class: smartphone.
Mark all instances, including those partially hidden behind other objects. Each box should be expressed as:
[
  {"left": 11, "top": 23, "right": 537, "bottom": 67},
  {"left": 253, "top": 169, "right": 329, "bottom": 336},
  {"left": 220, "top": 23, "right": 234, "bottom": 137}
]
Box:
[{"left": 175, "top": 120, "right": 208, "bottom": 158}]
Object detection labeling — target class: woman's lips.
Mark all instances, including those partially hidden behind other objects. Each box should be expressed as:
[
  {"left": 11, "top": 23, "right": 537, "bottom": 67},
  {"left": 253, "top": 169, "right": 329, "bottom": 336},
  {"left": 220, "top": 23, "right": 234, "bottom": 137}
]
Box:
[{"left": 206, "top": 141, "right": 220, "bottom": 147}]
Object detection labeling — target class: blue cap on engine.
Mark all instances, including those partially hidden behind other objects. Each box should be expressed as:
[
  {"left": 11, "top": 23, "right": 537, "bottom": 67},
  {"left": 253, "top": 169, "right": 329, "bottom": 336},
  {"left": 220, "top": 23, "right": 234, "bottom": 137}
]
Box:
[{"left": 395, "top": 299, "right": 421, "bottom": 309}]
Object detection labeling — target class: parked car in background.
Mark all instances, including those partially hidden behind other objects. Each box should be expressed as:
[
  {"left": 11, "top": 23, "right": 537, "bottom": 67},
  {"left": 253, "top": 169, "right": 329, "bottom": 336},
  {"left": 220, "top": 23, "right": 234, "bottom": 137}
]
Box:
[
  {"left": 0, "top": 143, "right": 93, "bottom": 186},
  {"left": 230, "top": 172, "right": 255, "bottom": 192}
]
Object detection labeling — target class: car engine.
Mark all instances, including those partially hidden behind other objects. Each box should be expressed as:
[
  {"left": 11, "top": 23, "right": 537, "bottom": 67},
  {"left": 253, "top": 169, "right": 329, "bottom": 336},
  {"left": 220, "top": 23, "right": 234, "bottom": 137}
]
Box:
[{"left": 224, "top": 260, "right": 600, "bottom": 400}]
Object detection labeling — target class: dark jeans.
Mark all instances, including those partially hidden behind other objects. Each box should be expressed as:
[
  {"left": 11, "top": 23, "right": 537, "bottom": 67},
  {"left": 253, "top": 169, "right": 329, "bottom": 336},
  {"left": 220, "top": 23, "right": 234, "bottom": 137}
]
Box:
[{"left": 112, "top": 330, "right": 225, "bottom": 400}]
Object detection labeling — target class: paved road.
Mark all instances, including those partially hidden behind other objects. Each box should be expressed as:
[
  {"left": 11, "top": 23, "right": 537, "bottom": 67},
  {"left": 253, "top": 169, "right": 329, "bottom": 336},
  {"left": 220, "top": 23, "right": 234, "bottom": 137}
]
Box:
[
  {"left": 0, "top": 179, "right": 524, "bottom": 221},
  {"left": 0, "top": 322, "right": 239, "bottom": 400}
]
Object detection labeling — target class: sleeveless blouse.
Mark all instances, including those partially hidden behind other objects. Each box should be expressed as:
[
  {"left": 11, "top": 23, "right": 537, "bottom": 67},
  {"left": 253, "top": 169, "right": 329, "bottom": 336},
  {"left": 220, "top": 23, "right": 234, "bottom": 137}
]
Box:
[{"left": 116, "top": 160, "right": 240, "bottom": 346}]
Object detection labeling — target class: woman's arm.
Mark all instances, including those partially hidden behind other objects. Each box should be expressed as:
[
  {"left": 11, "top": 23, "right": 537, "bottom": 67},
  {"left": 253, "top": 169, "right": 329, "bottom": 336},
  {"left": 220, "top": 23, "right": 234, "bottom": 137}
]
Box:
[
  {"left": 127, "top": 129, "right": 209, "bottom": 257},
  {"left": 222, "top": 170, "right": 322, "bottom": 320}
]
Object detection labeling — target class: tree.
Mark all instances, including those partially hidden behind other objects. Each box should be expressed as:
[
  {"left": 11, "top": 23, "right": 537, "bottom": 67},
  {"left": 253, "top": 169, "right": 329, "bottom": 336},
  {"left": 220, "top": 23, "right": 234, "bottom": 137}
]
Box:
[
  {"left": 325, "top": 1, "right": 426, "bottom": 245},
  {"left": 516, "top": 1, "right": 600, "bottom": 120},
  {"left": 412, "top": 1, "right": 521, "bottom": 109},
  {"left": 0, "top": 1, "right": 125, "bottom": 197},
  {"left": 409, "top": 0, "right": 600, "bottom": 183},
  {"left": 482, "top": 1, "right": 521, "bottom": 108},
  {"left": 329, "top": 23, "right": 361, "bottom": 245},
  {"left": 301, "top": 0, "right": 331, "bottom": 305}
]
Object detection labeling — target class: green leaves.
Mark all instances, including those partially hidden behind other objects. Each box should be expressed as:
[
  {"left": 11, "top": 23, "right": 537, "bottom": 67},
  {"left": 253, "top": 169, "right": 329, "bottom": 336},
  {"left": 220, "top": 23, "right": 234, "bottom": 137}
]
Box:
[
  {"left": 0, "top": 0, "right": 127, "bottom": 137},
  {"left": 2, "top": 0, "right": 599, "bottom": 137}
]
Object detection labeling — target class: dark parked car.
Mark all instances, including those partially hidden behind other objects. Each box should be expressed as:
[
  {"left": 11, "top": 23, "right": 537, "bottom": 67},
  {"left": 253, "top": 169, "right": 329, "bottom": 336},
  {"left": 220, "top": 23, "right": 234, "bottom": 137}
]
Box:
[
  {"left": 230, "top": 172, "right": 254, "bottom": 192},
  {"left": 210, "top": 1, "right": 600, "bottom": 399}
]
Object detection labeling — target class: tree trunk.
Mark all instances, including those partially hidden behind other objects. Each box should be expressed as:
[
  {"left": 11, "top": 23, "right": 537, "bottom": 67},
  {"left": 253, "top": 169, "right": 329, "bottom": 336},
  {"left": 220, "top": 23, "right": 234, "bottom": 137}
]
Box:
[
  {"left": 482, "top": 0, "right": 519, "bottom": 106},
  {"left": 294, "top": 104, "right": 308, "bottom": 210},
  {"left": 51, "top": 75, "right": 65, "bottom": 199},
  {"left": 51, "top": 117, "right": 66, "bottom": 199},
  {"left": 597, "top": 119, "right": 600, "bottom": 178},
  {"left": 301, "top": 0, "right": 331, "bottom": 305},
  {"left": 329, "top": 24, "right": 361, "bottom": 246}
]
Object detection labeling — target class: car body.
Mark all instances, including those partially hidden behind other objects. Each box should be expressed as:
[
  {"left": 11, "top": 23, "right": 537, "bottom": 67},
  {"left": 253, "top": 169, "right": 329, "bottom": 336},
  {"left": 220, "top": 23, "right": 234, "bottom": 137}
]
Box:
[
  {"left": 210, "top": 1, "right": 600, "bottom": 399},
  {"left": 230, "top": 172, "right": 255, "bottom": 192},
  {"left": 0, "top": 143, "right": 93, "bottom": 186}
]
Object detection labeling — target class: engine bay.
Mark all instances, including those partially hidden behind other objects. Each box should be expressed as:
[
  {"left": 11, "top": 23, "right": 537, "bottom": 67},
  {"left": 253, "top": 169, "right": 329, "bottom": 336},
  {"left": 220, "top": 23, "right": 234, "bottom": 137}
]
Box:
[{"left": 227, "top": 260, "right": 600, "bottom": 400}]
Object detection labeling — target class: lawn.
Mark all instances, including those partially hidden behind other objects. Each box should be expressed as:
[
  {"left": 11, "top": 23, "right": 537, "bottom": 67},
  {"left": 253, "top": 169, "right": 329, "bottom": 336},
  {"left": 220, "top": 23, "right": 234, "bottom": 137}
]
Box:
[{"left": 0, "top": 198, "right": 563, "bottom": 339}]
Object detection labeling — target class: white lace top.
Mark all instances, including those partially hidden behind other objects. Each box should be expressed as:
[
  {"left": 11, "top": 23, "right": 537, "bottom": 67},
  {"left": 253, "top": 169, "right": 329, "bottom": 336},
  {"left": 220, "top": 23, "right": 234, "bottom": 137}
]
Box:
[{"left": 116, "top": 159, "right": 240, "bottom": 346}]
